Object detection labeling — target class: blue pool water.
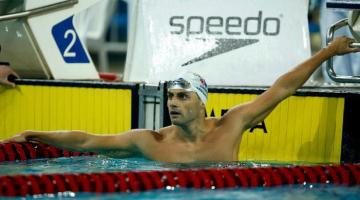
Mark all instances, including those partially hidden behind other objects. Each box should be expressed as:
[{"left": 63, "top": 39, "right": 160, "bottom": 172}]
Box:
[
  {"left": 0, "top": 156, "right": 359, "bottom": 200},
  {"left": 0, "top": 156, "right": 273, "bottom": 175}
]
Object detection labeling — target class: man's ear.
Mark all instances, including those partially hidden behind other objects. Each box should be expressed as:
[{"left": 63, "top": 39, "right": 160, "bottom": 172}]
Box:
[
  {"left": 201, "top": 102, "right": 207, "bottom": 117},
  {"left": 196, "top": 94, "right": 206, "bottom": 109},
  {"left": 200, "top": 101, "right": 206, "bottom": 109}
]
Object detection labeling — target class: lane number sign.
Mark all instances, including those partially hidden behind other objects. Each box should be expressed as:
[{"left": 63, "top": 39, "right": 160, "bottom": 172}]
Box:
[{"left": 52, "top": 16, "right": 90, "bottom": 63}]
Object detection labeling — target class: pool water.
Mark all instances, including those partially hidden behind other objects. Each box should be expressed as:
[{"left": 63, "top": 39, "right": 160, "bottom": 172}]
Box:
[
  {"left": 0, "top": 156, "right": 359, "bottom": 200},
  {"left": 0, "top": 156, "right": 279, "bottom": 175},
  {"left": 1, "top": 186, "right": 358, "bottom": 200}
]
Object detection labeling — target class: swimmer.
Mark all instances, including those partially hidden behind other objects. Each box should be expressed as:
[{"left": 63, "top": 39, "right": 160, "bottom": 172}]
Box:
[
  {"left": 0, "top": 62, "right": 19, "bottom": 87},
  {"left": 2, "top": 36, "right": 359, "bottom": 163}
]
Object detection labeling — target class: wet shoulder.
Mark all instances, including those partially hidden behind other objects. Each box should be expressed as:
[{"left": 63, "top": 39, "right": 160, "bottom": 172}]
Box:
[
  {"left": 158, "top": 125, "right": 175, "bottom": 134},
  {"left": 129, "top": 129, "right": 164, "bottom": 142},
  {"left": 157, "top": 126, "right": 179, "bottom": 139},
  {"left": 205, "top": 117, "right": 221, "bottom": 127}
]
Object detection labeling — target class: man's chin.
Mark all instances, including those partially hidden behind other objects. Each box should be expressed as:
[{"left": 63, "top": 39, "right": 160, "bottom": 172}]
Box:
[{"left": 171, "top": 119, "right": 183, "bottom": 126}]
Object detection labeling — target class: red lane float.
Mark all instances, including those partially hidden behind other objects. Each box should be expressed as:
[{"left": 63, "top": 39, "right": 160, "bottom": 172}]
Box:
[
  {"left": 0, "top": 142, "right": 95, "bottom": 162},
  {"left": 0, "top": 142, "right": 359, "bottom": 197},
  {"left": 0, "top": 164, "right": 359, "bottom": 197}
]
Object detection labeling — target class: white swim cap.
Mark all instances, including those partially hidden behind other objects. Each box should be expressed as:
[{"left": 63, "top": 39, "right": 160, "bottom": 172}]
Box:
[{"left": 168, "top": 71, "right": 208, "bottom": 104}]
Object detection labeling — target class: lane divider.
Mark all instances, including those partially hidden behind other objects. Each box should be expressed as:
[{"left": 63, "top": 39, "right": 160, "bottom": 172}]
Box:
[
  {"left": 0, "top": 164, "right": 358, "bottom": 197},
  {"left": 0, "top": 142, "right": 95, "bottom": 162},
  {"left": 0, "top": 142, "right": 359, "bottom": 197}
]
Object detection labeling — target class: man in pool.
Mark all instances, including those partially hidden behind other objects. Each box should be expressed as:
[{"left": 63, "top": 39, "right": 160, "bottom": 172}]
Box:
[{"left": 2, "top": 36, "right": 360, "bottom": 163}]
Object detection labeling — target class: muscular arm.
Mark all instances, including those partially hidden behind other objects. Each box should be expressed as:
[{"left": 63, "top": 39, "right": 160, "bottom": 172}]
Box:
[
  {"left": 4, "top": 129, "right": 153, "bottom": 158},
  {"left": 223, "top": 36, "right": 360, "bottom": 129}
]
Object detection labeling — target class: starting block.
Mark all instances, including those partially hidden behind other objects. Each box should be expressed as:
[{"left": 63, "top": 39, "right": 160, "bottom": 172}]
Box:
[
  {"left": 326, "top": 0, "right": 360, "bottom": 83},
  {"left": 0, "top": 0, "right": 100, "bottom": 80}
]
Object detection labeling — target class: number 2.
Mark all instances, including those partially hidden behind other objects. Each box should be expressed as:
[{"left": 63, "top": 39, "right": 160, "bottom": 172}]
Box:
[{"left": 63, "top": 29, "right": 77, "bottom": 58}]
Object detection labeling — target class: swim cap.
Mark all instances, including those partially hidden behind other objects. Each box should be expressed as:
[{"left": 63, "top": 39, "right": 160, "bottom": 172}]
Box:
[{"left": 168, "top": 71, "right": 208, "bottom": 104}]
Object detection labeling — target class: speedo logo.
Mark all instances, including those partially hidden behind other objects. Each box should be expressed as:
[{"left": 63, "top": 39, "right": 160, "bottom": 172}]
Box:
[{"left": 169, "top": 11, "right": 281, "bottom": 66}]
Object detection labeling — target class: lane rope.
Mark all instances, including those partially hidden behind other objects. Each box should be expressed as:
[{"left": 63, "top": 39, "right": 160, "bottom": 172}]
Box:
[
  {"left": 0, "top": 142, "right": 95, "bottom": 162},
  {"left": 0, "top": 142, "right": 359, "bottom": 197}
]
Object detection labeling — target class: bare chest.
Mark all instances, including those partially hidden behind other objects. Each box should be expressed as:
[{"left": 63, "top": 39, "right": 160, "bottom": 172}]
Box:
[{"left": 142, "top": 131, "right": 240, "bottom": 163}]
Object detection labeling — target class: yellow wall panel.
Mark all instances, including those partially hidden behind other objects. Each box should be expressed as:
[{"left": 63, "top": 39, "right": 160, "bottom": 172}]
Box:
[
  {"left": 206, "top": 93, "right": 344, "bottom": 163},
  {"left": 0, "top": 84, "right": 346, "bottom": 164},
  {"left": 0, "top": 85, "right": 133, "bottom": 139}
]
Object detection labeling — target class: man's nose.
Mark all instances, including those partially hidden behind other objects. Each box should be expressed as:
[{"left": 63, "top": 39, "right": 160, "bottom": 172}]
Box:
[{"left": 168, "top": 98, "right": 178, "bottom": 107}]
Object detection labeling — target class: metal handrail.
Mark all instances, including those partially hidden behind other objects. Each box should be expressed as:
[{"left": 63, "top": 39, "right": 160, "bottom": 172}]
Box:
[
  {"left": 326, "top": 18, "right": 360, "bottom": 83},
  {"left": 0, "top": 0, "right": 78, "bottom": 22}
]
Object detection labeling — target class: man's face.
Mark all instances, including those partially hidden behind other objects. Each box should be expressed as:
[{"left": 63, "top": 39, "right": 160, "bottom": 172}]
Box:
[{"left": 167, "top": 89, "right": 204, "bottom": 125}]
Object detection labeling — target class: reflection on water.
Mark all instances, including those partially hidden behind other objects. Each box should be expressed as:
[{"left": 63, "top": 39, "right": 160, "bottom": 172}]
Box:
[
  {"left": 0, "top": 155, "right": 313, "bottom": 175},
  {"left": 6, "top": 185, "right": 360, "bottom": 200},
  {"left": 0, "top": 156, "right": 327, "bottom": 176}
]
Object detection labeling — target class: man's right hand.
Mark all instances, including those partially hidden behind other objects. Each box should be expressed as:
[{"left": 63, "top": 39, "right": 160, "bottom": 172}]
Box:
[{"left": 0, "top": 64, "right": 20, "bottom": 87}]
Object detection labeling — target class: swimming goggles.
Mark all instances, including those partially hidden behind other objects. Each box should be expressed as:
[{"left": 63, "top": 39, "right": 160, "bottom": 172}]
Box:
[{"left": 168, "top": 78, "right": 191, "bottom": 90}]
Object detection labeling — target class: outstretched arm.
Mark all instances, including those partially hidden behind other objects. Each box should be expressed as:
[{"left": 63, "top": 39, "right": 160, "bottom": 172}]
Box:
[
  {"left": 1, "top": 129, "right": 153, "bottom": 157},
  {"left": 223, "top": 36, "right": 360, "bottom": 129}
]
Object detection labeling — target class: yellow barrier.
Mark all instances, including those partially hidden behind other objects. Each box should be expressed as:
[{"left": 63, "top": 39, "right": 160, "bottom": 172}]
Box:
[
  {"left": 0, "top": 84, "right": 133, "bottom": 139},
  {"left": 0, "top": 82, "right": 349, "bottom": 163},
  {"left": 206, "top": 93, "right": 344, "bottom": 163}
]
